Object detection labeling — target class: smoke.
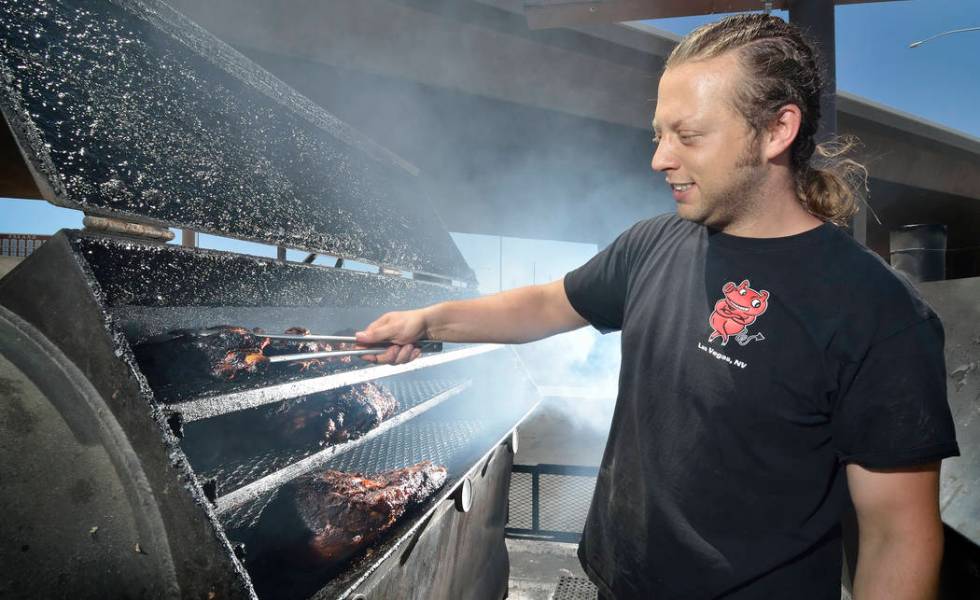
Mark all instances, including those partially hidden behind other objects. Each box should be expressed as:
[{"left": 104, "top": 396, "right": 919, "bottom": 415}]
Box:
[
  {"left": 163, "top": 0, "right": 674, "bottom": 250},
  {"left": 160, "top": 0, "right": 659, "bottom": 445},
  {"left": 516, "top": 327, "right": 620, "bottom": 434}
]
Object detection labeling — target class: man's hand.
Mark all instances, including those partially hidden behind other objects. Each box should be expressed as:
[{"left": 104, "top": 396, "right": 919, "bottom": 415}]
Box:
[
  {"left": 847, "top": 461, "right": 944, "bottom": 600},
  {"left": 355, "top": 309, "right": 429, "bottom": 365}
]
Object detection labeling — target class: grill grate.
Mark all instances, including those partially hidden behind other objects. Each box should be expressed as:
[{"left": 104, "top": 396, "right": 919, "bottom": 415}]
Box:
[
  {"left": 220, "top": 416, "right": 491, "bottom": 532},
  {"left": 325, "top": 419, "right": 485, "bottom": 474},
  {"left": 223, "top": 488, "right": 280, "bottom": 531},
  {"left": 169, "top": 345, "right": 499, "bottom": 422},
  {"left": 553, "top": 575, "right": 598, "bottom": 600},
  {"left": 196, "top": 379, "right": 468, "bottom": 495}
]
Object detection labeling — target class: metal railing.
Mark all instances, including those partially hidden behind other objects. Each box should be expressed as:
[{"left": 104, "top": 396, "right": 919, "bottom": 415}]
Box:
[{"left": 506, "top": 463, "right": 599, "bottom": 543}]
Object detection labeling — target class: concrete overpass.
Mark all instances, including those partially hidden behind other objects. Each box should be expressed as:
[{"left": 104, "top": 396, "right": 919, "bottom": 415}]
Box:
[{"left": 3, "top": 0, "right": 979, "bottom": 272}]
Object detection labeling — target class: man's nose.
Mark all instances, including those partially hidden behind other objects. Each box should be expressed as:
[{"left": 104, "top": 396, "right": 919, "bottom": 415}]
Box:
[{"left": 651, "top": 140, "right": 677, "bottom": 172}]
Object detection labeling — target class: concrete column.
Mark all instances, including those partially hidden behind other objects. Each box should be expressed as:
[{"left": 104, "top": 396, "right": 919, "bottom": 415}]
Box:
[
  {"left": 789, "top": 0, "right": 836, "bottom": 143},
  {"left": 788, "top": 2, "right": 870, "bottom": 244}
]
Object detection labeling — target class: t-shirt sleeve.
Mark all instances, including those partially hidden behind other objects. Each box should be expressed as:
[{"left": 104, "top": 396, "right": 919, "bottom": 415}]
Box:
[
  {"left": 832, "top": 316, "right": 959, "bottom": 468},
  {"left": 563, "top": 225, "right": 636, "bottom": 333}
]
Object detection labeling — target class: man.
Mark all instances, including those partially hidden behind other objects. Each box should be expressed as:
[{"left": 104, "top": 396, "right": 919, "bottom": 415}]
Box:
[{"left": 356, "top": 14, "right": 959, "bottom": 600}]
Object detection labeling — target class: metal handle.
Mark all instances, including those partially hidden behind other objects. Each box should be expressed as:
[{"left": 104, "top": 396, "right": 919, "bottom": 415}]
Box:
[
  {"left": 258, "top": 333, "right": 443, "bottom": 352},
  {"left": 266, "top": 348, "right": 386, "bottom": 363},
  {"left": 265, "top": 341, "right": 443, "bottom": 364},
  {"left": 259, "top": 333, "right": 359, "bottom": 343}
]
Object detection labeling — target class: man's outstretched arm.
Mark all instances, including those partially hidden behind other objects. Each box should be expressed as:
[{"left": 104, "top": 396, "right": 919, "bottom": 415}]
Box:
[
  {"left": 355, "top": 278, "right": 588, "bottom": 364},
  {"left": 847, "top": 461, "right": 944, "bottom": 600}
]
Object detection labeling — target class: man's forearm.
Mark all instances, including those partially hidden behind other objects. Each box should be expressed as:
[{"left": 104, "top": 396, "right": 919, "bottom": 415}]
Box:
[
  {"left": 423, "top": 282, "right": 582, "bottom": 344},
  {"left": 852, "top": 526, "right": 943, "bottom": 600}
]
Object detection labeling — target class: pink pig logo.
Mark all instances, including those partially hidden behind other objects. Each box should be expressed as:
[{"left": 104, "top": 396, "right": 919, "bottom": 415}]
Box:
[{"left": 708, "top": 279, "right": 769, "bottom": 346}]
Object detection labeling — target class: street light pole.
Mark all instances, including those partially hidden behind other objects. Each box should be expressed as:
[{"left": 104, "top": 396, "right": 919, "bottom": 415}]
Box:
[{"left": 909, "top": 26, "right": 980, "bottom": 48}]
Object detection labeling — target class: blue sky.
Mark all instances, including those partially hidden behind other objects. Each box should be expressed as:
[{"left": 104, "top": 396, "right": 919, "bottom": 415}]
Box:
[{"left": 2, "top": 0, "right": 977, "bottom": 279}]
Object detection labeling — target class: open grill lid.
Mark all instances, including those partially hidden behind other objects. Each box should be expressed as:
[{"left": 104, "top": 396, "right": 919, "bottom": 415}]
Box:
[{"left": 0, "top": 0, "right": 475, "bottom": 283}]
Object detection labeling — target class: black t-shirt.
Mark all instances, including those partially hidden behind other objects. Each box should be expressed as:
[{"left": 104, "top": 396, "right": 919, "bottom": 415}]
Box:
[{"left": 564, "top": 214, "right": 959, "bottom": 600}]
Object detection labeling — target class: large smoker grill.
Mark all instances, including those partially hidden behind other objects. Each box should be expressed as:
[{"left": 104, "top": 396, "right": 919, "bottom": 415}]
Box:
[{"left": 0, "top": 1, "right": 538, "bottom": 598}]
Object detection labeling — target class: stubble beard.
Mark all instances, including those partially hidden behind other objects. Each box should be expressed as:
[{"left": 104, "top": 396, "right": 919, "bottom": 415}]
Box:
[{"left": 681, "top": 136, "right": 767, "bottom": 230}]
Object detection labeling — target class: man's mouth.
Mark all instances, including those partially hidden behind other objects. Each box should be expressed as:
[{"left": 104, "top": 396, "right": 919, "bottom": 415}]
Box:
[{"left": 669, "top": 181, "right": 694, "bottom": 192}]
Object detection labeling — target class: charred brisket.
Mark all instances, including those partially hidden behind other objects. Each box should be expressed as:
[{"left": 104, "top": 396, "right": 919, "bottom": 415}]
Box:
[
  {"left": 258, "top": 461, "right": 447, "bottom": 567},
  {"left": 134, "top": 325, "right": 361, "bottom": 385},
  {"left": 134, "top": 325, "right": 270, "bottom": 383},
  {"left": 265, "top": 383, "right": 399, "bottom": 446},
  {"left": 323, "top": 383, "right": 399, "bottom": 443}
]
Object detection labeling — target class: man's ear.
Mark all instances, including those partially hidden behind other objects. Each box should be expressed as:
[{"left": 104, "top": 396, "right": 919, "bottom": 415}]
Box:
[{"left": 764, "top": 104, "right": 802, "bottom": 161}]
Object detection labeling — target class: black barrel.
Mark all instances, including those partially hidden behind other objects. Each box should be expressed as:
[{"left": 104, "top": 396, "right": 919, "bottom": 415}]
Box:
[{"left": 889, "top": 224, "right": 947, "bottom": 283}]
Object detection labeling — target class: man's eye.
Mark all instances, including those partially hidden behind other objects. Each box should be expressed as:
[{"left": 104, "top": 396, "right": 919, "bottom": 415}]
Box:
[{"left": 679, "top": 134, "right": 700, "bottom": 143}]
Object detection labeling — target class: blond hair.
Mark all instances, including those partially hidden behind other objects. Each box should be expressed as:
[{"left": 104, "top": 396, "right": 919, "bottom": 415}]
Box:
[{"left": 667, "top": 14, "right": 867, "bottom": 225}]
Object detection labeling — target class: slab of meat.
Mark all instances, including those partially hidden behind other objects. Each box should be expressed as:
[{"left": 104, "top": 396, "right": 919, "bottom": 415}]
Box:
[
  {"left": 210, "top": 348, "right": 269, "bottom": 379},
  {"left": 323, "top": 383, "right": 399, "bottom": 443},
  {"left": 134, "top": 324, "right": 367, "bottom": 387},
  {"left": 134, "top": 325, "right": 270, "bottom": 383},
  {"left": 257, "top": 461, "right": 447, "bottom": 567},
  {"left": 265, "top": 383, "right": 399, "bottom": 447}
]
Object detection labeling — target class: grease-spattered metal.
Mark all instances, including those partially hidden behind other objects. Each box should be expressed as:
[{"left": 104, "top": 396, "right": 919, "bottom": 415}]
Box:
[
  {"left": 75, "top": 234, "right": 470, "bottom": 312},
  {"left": 0, "top": 0, "right": 474, "bottom": 282}
]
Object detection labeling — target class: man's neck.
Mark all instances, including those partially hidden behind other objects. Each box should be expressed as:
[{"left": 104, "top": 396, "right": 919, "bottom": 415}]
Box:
[
  {"left": 720, "top": 168, "right": 824, "bottom": 238},
  {"left": 721, "top": 206, "right": 824, "bottom": 238}
]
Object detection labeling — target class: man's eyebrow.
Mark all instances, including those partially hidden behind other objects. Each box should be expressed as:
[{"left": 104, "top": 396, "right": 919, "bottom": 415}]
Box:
[{"left": 652, "top": 117, "right": 697, "bottom": 132}]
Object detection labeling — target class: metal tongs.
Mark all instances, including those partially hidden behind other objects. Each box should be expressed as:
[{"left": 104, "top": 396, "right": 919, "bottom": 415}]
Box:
[{"left": 257, "top": 332, "right": 443, "bottom": 363}]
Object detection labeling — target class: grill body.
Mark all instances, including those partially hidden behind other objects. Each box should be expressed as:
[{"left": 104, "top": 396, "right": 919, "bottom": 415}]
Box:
[
  {"left": 0, "top": 231, "right": 537, "bottom": 599},
  {"left": 0, "top": 0, "right": 540, "bottom": 596}
]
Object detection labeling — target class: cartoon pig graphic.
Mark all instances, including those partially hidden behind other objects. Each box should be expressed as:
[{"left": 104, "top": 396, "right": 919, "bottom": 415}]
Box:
[{"left": 708, "top": 280, "right": 769, "bottom": 346}]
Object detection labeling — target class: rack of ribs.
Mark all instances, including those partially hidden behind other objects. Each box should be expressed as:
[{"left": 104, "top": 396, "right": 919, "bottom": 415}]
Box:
[{"left": 257, "top": 461, "right": 448, "bottom": 567}]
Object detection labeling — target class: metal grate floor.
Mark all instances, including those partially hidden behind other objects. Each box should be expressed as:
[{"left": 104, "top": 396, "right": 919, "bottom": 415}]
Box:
[
  {"left": 553, "top": 575, "right": 598, "bottom": 600},
  {"left": 197, "top": 378, "right": 467, "bottom": 495},
  {"left": 509, "top": 471, "right": 534, "bottom": 529},
  {"left": 538, "top": 473, "right": 595, "bottom": 533},
  {"left": 507, "top": 467, "right": 597, "bottom": 537}
]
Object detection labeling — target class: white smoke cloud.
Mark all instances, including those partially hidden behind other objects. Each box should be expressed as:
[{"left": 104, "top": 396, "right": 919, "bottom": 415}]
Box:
[{"left": 516, "top": 326, "right": 621, "bottom": 434}]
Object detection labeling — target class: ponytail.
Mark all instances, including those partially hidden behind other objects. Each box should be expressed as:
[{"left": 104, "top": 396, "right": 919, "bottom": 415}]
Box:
[{"left": 795, "top": 137, "right": 868, "bottom": 226}]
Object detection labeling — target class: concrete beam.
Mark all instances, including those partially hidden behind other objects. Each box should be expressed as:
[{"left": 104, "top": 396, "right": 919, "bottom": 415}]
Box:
[
  {"left": 523, "top": 0, "right": 903, "bottom": 30},
  {"left": 838, "top": 93, "right": 980, "bottom": 201},
  {"left": 166, "top": 0, "right": 662, "bottom": 130}
]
